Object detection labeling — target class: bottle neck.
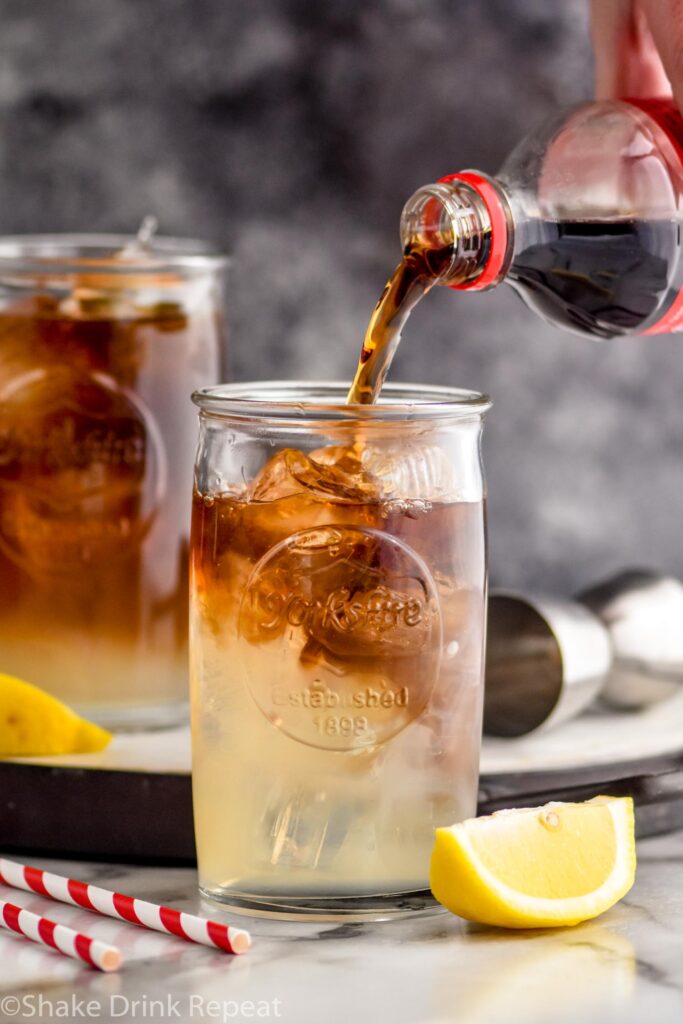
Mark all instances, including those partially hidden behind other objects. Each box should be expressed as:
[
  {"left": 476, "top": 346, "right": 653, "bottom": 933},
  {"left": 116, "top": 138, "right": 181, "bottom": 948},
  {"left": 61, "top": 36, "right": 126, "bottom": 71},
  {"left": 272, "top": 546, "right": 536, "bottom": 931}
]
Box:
[{"left": 399, "top": 173, "right": 512, "bottom": 290}]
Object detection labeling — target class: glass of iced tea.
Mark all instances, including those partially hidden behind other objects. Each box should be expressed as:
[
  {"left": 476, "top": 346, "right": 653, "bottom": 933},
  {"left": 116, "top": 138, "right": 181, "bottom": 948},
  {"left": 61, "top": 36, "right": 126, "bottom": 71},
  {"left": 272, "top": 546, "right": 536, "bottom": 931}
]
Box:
[
  {"left": 0, "top": 234, "right": 226, "bottom": 729},
  {"left": 190, "top": 381, "right": 490, "bottom": 919}
]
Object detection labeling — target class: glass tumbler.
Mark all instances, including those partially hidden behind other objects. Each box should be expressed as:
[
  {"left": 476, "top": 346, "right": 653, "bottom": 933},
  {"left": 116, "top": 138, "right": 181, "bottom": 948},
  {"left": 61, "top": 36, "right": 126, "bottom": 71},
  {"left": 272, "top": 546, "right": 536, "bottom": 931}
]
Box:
[
  {"left": 190, "top": 382, "right": 490, "bottom": 919},
  {"left": 0, "top": 235, "right": 227, "bottom": 730}
]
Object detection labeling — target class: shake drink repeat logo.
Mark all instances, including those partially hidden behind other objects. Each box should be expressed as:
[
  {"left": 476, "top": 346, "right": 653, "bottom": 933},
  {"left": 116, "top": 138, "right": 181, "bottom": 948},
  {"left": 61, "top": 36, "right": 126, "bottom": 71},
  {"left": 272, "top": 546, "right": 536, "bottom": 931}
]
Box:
[
  {"left": 239, "top": 525, "right": 443, "bottom": 751},
  {"left": 0, "top": 366, "right": 166, "bottom": 574}
]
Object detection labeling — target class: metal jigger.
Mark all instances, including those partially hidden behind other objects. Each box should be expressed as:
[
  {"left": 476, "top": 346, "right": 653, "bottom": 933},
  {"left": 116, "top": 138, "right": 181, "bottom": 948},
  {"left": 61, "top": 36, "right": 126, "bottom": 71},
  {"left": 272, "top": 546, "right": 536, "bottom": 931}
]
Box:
[
  {"left": 484, "top": 593, "right": 612, "bottom": 737},
  {"left": 579, "top": 570, "right": 683, "bottom": 709},
  {"left": 484, "top": 569, "right": 683, "bottom": 737}
]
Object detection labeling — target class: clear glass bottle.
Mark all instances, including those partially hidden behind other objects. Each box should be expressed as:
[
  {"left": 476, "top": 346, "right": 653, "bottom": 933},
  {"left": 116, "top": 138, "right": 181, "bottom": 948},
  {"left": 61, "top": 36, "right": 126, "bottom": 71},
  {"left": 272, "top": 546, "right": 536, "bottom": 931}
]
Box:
[{"left": 401, "top": 98, "right": 683, "bottom": 337}]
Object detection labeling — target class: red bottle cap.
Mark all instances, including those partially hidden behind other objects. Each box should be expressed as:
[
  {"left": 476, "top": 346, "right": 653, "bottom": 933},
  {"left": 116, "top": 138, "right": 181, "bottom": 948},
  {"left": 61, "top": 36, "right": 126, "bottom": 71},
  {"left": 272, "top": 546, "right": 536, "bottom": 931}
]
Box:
[{"left": 438, "top": 171, "right": 509, "bottom": 290}]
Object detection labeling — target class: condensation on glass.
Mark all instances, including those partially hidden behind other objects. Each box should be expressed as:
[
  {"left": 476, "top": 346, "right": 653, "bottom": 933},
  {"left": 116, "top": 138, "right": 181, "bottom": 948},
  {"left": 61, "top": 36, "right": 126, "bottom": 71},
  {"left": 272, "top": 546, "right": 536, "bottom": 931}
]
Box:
[
  {"left": 190, "top": 382, "right": 490, "bottom": 920},
  {"left": 0, "top": 235, "right": 227, "bottom": 729}
]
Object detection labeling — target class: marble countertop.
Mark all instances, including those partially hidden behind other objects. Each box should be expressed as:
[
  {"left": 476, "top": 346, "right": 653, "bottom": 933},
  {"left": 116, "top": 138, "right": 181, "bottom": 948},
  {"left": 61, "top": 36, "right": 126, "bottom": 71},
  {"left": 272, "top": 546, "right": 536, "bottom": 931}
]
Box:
[{"left": 0, "top": 833, "right": 681, "bottom": 1024}]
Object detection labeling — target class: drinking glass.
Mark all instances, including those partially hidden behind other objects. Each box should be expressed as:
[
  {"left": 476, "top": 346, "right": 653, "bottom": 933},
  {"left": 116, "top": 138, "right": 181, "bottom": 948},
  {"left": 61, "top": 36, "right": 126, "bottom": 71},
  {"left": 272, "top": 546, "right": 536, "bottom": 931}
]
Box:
[
  {"left": 190, "top": 381, "right": 489, "bottom": 919},
  {"left": 0, "top": 234, "right": 227, "bottom": 729}
]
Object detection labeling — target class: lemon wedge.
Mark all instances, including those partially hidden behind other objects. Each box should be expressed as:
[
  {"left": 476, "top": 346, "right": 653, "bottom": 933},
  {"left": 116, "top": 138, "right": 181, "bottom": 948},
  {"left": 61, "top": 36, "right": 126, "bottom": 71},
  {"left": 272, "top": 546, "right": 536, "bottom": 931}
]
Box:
[
  {"left": 0, "top": 672, "right": 112, "bottom": 756},
  {"left": 430, "top": 796, "right": 636, "bottom": 928}
]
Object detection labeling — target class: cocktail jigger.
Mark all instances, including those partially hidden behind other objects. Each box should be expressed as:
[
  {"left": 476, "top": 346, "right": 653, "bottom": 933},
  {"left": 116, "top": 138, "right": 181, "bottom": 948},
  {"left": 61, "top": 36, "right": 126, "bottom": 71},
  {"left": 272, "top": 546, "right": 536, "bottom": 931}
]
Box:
[
  {"left": 578, "top": 569, "right": 683, "bottom": 709},
  {"left": 484, "top": 593, "right": 612, "bottom": 737}
]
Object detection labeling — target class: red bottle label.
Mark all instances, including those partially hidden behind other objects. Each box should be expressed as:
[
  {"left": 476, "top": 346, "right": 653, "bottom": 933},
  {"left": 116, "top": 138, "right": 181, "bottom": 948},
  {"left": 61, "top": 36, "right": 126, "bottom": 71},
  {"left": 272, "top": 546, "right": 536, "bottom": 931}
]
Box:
[
  {"left": 644, "top": 280, "right": 683, "bottom": 334},
  {"left": 627, "top": 98, "right": 683, "bottom": 334}
]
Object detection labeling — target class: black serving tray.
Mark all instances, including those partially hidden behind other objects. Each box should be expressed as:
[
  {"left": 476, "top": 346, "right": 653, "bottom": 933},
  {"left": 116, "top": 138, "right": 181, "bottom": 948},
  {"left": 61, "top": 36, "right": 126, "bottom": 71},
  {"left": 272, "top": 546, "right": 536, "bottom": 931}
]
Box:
[{"left": 1, "top": 749, "right": 682, "bottom": 864}]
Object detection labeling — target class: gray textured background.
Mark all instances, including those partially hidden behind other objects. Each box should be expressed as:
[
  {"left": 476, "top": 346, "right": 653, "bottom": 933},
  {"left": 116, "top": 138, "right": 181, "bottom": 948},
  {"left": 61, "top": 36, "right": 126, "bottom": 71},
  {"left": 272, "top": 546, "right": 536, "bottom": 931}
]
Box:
[{"left": 2, "top": 0, "right": 681, "bottom": 592}]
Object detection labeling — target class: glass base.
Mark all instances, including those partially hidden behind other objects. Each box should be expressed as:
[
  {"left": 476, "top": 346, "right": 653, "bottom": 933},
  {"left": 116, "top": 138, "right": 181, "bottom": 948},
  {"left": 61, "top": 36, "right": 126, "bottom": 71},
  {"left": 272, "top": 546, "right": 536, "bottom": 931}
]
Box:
[
  {"left": 200, "top": 885, "right": 445, "bottom": 923},
  {"left": 73, "top": 699, "right": 189, "bottom": 732}
]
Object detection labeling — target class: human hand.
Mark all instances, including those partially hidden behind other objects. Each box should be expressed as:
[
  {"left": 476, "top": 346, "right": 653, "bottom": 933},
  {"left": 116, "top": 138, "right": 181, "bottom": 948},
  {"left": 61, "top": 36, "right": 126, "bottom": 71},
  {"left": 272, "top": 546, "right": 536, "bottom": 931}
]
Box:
[{"left": 591, "top": 0, "right": 683, "bottom": 113}]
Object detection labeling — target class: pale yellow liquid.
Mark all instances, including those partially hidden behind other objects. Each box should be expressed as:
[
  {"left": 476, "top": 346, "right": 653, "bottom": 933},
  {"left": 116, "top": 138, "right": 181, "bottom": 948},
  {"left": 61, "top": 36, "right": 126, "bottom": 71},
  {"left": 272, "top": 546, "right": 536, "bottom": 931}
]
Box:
[{"left": 192, "top": 626, "right": 482, "bottom": 898}]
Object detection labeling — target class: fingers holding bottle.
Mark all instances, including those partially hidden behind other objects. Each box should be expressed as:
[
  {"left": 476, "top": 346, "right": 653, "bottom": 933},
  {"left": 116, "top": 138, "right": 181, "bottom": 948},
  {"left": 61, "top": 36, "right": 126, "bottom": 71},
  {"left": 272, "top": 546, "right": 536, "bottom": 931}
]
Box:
[{"left": 590, "top": 0, "right": 673, "bottom": 103}]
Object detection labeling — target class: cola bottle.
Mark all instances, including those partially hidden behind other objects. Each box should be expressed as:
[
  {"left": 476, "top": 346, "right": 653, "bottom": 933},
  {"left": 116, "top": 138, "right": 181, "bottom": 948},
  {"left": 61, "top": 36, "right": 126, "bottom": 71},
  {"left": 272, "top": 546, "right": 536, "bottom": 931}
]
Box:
[{"left": 400, "top": 99, "right": 683, "bottom": 338}]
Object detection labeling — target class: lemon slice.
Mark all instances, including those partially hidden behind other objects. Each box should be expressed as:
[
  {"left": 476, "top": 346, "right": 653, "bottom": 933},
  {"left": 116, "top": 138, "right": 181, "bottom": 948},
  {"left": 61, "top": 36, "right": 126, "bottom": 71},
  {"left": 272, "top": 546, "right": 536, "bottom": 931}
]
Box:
[
  {"left": 0, "top": 672, "right": 112, "bottom": 756},
  {"left": 430, "top": 796, "right": 636, "bottom": 928}
]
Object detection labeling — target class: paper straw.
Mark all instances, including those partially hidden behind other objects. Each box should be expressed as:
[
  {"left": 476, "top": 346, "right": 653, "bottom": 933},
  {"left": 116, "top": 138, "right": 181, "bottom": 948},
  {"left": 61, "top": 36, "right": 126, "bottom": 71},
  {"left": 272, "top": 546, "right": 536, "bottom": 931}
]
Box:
[
  {"left": 0, "top": 898, "right": 121, "bottom": 972},
  {"left": 0, "top": 858, "right": 250, "bottom": 955}
]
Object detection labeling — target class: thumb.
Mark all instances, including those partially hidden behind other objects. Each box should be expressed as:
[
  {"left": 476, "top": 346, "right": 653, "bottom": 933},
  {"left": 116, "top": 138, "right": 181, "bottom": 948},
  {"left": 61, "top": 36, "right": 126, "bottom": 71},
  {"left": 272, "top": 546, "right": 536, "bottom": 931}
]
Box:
[
  {"left": 591, "top": 0, "right": 672, "bottom": 100},
  {"left": 640, "top": 0, "right": 683, "bottom": 113}
]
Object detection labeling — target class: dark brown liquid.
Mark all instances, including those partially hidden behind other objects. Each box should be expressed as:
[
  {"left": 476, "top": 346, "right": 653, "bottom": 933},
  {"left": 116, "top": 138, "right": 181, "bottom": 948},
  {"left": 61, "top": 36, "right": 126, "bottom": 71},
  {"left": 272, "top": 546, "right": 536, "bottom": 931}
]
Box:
[
  {"left": 348, "top": 217, "right": 681, "bottom": 404},
  {"left": 510, "top": 219, "right": 678, "bottom": 338},
  {"left": 347, "top": 244, "right": 454, "bottom": 405}
]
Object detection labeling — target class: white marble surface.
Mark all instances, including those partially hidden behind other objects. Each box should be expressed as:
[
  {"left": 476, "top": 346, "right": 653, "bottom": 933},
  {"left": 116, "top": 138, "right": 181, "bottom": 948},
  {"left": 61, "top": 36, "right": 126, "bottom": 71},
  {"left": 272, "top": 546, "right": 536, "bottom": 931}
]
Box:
[{"left": 0, "top": 833, "right": 681, "bottom": 1024}]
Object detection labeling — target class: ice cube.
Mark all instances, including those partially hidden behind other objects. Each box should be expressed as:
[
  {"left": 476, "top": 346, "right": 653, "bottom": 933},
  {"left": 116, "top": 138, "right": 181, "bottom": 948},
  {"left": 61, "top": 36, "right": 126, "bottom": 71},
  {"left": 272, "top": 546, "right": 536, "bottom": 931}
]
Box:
[
  {"left": 249, "top": 447, "right": 377, "bottom": 504},
  {"left": 223, "top": 448, "right": 384, "bottom": 563},
  {"left": 238, "top": 524, "right": 383, "bottom": 645},
  {"left": 307, "top": 571, "right": 436, "bottom": 659},
  {"left": 360, "top": 442, "right": 459, "bottom": 500}
]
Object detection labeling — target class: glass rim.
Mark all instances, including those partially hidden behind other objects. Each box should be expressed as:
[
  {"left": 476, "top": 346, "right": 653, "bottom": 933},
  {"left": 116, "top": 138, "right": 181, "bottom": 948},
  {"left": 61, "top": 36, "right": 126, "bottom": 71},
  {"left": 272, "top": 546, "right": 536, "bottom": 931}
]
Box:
[
  {"left": 0, "top": 233, "right": 228, "bottom": 275},
  {"left": 192, "top": 381, "right": 492, "bottom": 423}
]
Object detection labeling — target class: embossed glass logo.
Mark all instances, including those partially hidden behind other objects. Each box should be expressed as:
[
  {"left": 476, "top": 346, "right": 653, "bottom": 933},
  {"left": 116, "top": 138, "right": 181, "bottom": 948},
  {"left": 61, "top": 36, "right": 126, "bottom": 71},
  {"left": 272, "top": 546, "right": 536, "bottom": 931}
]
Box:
[
  {"left": 239, "top": 525, "right": 442, "bottom": 751},
  {"left": 0, "top": 367, "right": 166, "bottom": 574}
]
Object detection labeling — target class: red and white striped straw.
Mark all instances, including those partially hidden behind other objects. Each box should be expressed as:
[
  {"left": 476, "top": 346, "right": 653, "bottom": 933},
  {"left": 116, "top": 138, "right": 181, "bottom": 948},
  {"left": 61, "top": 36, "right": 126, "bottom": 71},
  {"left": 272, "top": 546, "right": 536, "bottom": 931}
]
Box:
[
  {"left": 0, "top": 898, "right": 121, "bottom": 972},
  {"left": 0, "top": 858, "right": 250, "bottom": 955}
]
